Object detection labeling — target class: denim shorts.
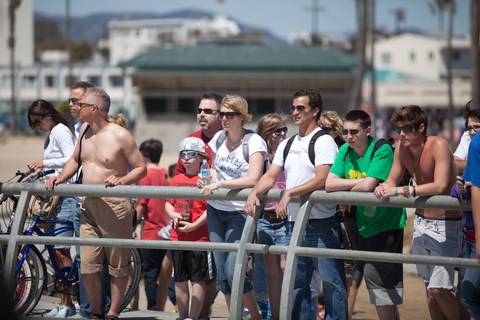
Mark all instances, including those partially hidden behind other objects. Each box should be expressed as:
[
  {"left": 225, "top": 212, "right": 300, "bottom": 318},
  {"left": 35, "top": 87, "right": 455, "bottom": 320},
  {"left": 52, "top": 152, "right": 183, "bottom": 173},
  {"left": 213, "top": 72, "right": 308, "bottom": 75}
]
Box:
[
  {"left": 257, "top": 218, "right": 286, "bottom": 246},
  {"left": 412, "top": 213, "right": 464, "bottom": 291},
  {"left": 44, "top": 196, "right": 76, "bottom": 249}
]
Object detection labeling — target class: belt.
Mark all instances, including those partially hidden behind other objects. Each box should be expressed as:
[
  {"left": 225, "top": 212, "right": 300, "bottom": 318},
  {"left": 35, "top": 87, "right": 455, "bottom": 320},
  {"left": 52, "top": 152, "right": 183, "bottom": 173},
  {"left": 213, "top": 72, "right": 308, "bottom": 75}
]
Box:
[
  {"left": 261, "top": 211, "right": 285, "bottom": 223},
  {"left": 465, "top": 230, "right": 476, "bottom": 242}
]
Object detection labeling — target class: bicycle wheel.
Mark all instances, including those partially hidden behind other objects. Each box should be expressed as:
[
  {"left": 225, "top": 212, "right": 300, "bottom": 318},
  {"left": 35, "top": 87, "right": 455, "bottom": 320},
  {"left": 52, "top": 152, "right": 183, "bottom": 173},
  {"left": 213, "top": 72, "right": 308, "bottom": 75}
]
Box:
[
  {"left": 119, "top": 248, "right": 142, "bottom": 312},
  {"left": 13, "top": 246, "right": 46, "bottom": 316}
]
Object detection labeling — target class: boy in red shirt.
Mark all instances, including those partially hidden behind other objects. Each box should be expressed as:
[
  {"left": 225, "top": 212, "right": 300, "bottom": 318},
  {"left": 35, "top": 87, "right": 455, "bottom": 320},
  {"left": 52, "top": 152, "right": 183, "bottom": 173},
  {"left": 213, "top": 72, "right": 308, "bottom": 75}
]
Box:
[{"left": 166, "top": 137, "right": 214, "bottom": 320}]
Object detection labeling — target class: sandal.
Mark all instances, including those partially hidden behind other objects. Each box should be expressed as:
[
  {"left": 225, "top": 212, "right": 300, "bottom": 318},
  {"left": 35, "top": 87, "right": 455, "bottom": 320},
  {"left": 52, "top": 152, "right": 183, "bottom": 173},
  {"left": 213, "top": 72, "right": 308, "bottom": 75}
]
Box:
[
  {"left": 105, "top": 315, "right": 118, "bottom": 320},
  {"left": 89, "top": 314, "right": 105, "bottom": 320}
]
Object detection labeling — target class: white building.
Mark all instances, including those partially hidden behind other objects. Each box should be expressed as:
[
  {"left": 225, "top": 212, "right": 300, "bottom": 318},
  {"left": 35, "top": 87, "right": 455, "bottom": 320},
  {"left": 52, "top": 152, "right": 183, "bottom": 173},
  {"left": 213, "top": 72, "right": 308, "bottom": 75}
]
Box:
[
  {"left": 109, "top": 15, "right": 240, "bottom": 66},
  {"left": 0, "top": 0, "right": 34, "bottom": 66},
  {"left": 365, "top": 33, "right": 473, "bottom": 110}
]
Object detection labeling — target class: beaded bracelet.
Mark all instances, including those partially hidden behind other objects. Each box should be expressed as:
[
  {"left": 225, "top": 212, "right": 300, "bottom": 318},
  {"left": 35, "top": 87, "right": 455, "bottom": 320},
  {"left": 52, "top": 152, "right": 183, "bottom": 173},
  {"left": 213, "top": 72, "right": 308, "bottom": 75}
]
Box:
[{"left": 403, "top": 185, "right": 409, "bottom": 198}]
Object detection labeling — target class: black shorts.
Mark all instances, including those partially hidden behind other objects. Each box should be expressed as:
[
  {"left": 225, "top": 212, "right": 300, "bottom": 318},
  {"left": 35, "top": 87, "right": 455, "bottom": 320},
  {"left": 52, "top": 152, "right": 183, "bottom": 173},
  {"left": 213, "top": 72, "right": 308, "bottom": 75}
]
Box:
[
  {"left": 172, "top": 249, "right": 215, "bottom": 283},
  {"left": 359, "top": 228, "right": 404, "bottom": 305}
]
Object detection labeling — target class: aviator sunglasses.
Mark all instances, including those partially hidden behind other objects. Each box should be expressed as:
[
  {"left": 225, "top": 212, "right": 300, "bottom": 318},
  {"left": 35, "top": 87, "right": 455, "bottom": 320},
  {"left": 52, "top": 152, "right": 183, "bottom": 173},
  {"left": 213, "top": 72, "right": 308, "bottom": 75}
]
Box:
[
  {"left": 197, "top": 108, "right": 218, "bottom": 115},
  {"left": 219, "top": 111, "right": 240, "bottom": 119},
  {"left": 290, "top": 105, "right": 307, "bottom": 112},
  {"left": 68, "top": 98, "right": 81, "bottom": 105},
  {"left": 396, "top": 125, "right": 418, "bottom": 134},
  {"left": 179, "top": 151, "right": 199, "bottom": 158}
]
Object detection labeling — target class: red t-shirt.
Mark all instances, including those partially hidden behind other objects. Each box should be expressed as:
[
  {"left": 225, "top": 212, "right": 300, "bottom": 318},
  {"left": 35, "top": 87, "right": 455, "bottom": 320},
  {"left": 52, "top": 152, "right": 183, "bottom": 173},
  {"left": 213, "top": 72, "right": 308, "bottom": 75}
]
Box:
[
  {"left": 166, "top": 174, "right": 209, "bottom": 242},
  {"left": 175, "top": 130, "right": 215, "bottom": 175},
  {"left": 139, "top": 168, "right": 170, "bottom": 240}
]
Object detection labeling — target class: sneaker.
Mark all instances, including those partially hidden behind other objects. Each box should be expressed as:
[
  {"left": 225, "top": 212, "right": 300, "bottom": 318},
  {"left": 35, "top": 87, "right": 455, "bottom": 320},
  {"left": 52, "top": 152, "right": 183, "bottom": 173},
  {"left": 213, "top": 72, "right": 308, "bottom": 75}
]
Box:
[
  {"left": 45, "top": 305, "right": 62, "bottom": 317},
  {"left": 55, "top": 304, "right": 76, "bottom": 318}
]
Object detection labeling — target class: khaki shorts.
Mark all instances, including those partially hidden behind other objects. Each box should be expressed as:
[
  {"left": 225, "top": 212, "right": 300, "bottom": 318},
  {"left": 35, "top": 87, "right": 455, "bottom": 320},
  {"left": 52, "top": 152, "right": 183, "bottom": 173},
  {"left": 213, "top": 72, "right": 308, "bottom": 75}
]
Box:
[{"left": 80, "top": 197, "right": 134, "bottom": 277}]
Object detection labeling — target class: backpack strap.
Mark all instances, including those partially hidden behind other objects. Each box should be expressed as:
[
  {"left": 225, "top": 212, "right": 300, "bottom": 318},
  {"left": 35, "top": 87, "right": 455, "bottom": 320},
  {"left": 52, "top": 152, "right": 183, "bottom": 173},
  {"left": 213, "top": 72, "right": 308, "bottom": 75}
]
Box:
[
  {"left": 308, "top": 129, "right": 328, "bottom": 166},
  {"left": 215, "top": 131, "right": 228, "bottom": 152},
  {"left": 370, "top": 138, "right": 395, "bottom": 161},
  {"left": 282, "top": 136, "right": 296, "bottom": 169},
  {"left": 343, "top": 146, "right": 353, "bottom": 162},
  {"left": 75, "top": 124, "right": 90, "bottom": 184}
]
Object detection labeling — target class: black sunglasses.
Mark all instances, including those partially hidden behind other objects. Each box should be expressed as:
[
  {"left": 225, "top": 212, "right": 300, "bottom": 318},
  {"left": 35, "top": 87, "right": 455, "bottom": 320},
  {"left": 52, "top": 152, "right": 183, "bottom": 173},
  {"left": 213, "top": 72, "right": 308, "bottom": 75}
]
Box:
[
  {"left": 342, "top": 128, "right": 364, "bottom": 136},
  {"left": 32, "top": 115, "right": 45, "bottom": 128},
  {"left": 290, "top": 105, "right": 307, "bottom": 112},
  {"left": 465, "top": 125, "right": 480, "bottom": 132},
  {"left": 219, "top": 111, "right": 240, "bottom": 119},
  {"left": 273, "top": 127, "right": 288, "bottom": 135},
  {"left": 68, "top": 98, "right": 81, "bottom": 105},
  {"left": 79, "top": 102, "right": 95, "bottom": 109},
  {"left": 321, "top": 127, "right": 332, "bottom": 133},
  {"left": 396, "top": 125, "right": 417, "bottom": 134},
  {"left": 197, "top": 108, "right": 218, "bottom": 115}
]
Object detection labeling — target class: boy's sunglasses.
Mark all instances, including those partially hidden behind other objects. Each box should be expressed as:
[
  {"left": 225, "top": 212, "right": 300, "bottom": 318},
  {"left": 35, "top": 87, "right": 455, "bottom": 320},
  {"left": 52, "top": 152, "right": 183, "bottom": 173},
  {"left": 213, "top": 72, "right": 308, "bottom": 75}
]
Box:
[
  {"left": 32, "top": 115, "right": 45, "bottom": 128},
  {"left": 219, "top": 111, "right": 240, "bottom": 119},
  {"left": 396, "top": 125, "right": 417, "bottom": 134},
  {"left": 290, "top": 105, "right": 307, "bottom": 112},
  {"left": 342, "top": 128, "right": 364, "bottom": 136},
  {"left": 179, "top": 151, "right": 199, "bottom": 158},
  {"left": 197, "top": 108, "right": 218, "bottom": 115},
  {"left": 273, "top": 127, "right": 288, "bottom": 135}
]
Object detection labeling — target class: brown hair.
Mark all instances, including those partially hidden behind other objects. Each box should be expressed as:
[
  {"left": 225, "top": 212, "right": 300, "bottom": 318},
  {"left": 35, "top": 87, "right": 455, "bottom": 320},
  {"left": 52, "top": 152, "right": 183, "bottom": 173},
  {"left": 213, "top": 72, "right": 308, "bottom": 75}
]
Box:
[
  {"left": 256, "top": 113, "right": 288, "bottom": 161},
  {"left": 390, "top": 105, "right": 428, "bottom": 134},
  {"left": 221, "top": 94, "right": 252, "bottom": 125},
  {"left": 28, "top": 99, "right": 73, "bottom": 136}
]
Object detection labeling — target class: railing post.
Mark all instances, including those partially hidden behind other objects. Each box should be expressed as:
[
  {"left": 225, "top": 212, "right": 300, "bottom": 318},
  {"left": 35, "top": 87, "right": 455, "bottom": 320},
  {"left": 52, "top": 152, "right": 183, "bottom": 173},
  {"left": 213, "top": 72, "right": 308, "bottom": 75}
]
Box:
[
  {"left": 229, "top": 202, "right": 263, "bottom": 319},
  {"left": 3, "top": 190, "right": 32, "bottom": 295},
  {"left": 279, "top": 200, "right": 313, "bottom": 320}
]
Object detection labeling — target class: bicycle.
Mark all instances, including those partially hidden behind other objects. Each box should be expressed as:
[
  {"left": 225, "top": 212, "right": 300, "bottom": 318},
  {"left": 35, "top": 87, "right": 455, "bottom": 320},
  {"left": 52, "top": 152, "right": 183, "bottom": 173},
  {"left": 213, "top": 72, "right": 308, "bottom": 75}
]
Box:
[{"left": 0, "top": 169, "right": 142, "bottom": 316}]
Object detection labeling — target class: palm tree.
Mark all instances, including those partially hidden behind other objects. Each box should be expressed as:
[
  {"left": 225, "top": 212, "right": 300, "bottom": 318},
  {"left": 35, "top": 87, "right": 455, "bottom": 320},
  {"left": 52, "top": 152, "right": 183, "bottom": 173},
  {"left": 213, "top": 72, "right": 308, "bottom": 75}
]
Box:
[{"left": 471, "top": 0, "right": 480, "bottom": 108}]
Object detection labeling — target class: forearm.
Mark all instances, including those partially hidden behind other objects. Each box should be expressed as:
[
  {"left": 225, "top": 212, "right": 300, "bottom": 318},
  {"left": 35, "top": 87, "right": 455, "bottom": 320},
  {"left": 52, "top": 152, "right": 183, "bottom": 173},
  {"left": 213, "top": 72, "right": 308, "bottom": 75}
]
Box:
[
  {"left": 217, "top": 175, "right": 261, "bottom": 190},
  {"left": 454, "top": 157, "right": 467, "bottom": 175},
  {"left": 121, "top": 166, "right": 147, "bottom": 185},
  {"left": 350, "top": 177, "right": 379, "bottom": 192},
  {"left": 414, "top": 182, "right": 448, "bottom": 197},
  {"left": 326, "top": 175, "right": 359, "bottom": 192},
  {"left": 56, "top": 157, "right": 79, "bottom": 184},
  {"left": 190, "top": 211, "right": 207, "bottom": 231},
  {"left": 286, "top": 177, "right": 325, "bottom": 197}
]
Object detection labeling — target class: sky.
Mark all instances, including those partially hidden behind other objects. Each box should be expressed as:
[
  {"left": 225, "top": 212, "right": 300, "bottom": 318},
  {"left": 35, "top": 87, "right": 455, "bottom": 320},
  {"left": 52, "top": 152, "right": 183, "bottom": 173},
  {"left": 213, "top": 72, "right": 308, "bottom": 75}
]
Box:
[{"left": 34, "top": 0, "right": 472, "bottom": 40}]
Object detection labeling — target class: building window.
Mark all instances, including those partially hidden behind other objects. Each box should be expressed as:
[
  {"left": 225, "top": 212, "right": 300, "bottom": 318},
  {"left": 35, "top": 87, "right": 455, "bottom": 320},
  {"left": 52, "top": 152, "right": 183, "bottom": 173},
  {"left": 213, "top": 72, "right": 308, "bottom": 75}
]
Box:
[
  {"left": 453, "top": 51, "right": 461, "bottom": 61},
  {"left": 381, "top": 52, "right": 390, "bottom": 65},
  {"left": 23, "top": 75, "right": 36, "bottom": 89},
  {"left": 2, "top": 75, "right": 11, "bottom": 88},
  {"left": 410, "top": 52, "right": 416, "bottom": 62},
  {"left": 45, "top": 75, "right": 56, "bottom": 88},
  {"left": 109, "top": 75, "right": 124, "bottom": 87},
  {"left": 253, "top": 99, "right": 275, "bottom": 114},
  {"left": 88, "top": 76, "right": 101, "bottom": 86},
  {"left": 178, "top": 98, "right": 195, "bottom": 113},
  {"left": 64, "top": 75, "right": 78, "bottom": 87},
  {"left": 428, "top": 51, "right": 434, "bottom": 61},
  {"left": 144, "top": 98, "right": 167, "bottom": 115}
]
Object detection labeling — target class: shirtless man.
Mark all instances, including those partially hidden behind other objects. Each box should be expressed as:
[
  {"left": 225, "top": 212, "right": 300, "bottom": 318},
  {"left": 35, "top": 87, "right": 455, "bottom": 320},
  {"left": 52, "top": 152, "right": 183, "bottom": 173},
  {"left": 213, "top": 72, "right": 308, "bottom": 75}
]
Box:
[
  {"left": 46, "top": 88, "right": 146, "bottom": 319},
  {"left": 374, "top": 105, "right": 464, "bottom": 320}
]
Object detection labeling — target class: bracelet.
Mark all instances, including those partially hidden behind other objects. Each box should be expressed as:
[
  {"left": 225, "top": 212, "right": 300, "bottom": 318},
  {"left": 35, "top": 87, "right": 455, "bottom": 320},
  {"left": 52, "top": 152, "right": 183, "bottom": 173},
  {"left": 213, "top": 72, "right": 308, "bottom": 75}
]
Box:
[
  {"left": 403, "top": 185, "right": 409, "bottom": 198},
  {"left": 413, "top": 186, "right": 416, "bottom": 197},
  {"left": 409, "top": 186, "right": 413, "bottom": 198},
  {"left": 395, "top": 187, "right": 398, "bottom": 197}
]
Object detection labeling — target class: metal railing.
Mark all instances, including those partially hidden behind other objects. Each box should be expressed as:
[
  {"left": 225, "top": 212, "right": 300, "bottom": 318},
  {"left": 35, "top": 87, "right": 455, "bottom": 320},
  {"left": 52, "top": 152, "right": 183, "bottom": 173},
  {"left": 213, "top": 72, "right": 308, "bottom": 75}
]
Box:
[{"left": 0, "top": 182, "right": 478, "bottom": 320}]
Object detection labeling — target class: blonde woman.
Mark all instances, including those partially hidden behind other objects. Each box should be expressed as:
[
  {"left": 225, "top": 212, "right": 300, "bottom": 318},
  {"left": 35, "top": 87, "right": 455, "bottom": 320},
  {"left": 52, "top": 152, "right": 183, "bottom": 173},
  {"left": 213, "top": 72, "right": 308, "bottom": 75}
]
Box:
[
  {"left": 199, "top": 95, "right": 267, "bottom": 320},
  {"left": 255, "top": 113, "right": 288, "bottom": 320}
]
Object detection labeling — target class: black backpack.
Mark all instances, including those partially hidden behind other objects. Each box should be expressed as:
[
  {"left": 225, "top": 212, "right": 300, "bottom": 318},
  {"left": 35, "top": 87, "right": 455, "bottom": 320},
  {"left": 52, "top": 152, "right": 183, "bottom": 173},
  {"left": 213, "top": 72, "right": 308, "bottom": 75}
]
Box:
[{"left": 282, "top": 129, "right": 329, "bottom": 167}]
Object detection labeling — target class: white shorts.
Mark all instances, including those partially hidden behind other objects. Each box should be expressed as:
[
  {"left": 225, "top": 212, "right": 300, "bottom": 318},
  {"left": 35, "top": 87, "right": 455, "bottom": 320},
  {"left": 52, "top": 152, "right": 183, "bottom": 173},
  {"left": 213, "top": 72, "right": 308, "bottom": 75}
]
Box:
[{"left": 412, "top": 213, "right": 464, "bottom": 292}]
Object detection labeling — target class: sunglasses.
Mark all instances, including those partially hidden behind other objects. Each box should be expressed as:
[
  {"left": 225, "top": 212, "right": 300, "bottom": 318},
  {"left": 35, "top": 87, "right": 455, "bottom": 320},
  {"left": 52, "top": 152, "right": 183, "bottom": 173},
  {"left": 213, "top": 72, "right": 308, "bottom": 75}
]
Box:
[
  {"left": 179, "top": 151, "right": 199, "bottom": 158},
  {"left": 321, "top": 127, "right": 332, "bottom": 133},
  {"left": 272, "top": 127, "right": 288, "bottom": 135},
  {"left": 465, "top": 125, "right": 480, "bottom": 132},
  {"left": 219, "top": 111, "right": 240, "bottom": 119},
  {"left": 69, "top": 98, "right": 81, "bottom": 105},
  {"left": 79, "top": 102, "right": 95, "bottom": 109},
  {"left": 342, "top": 128, "right": 364, "bottom": 136},
  {"left": 395, "top": 125, "right": 417, "bottom": 134},
  {"left": 197, "top": 108, "right": 218, "bottom": 115},
  {"left": 290, "top": 105, "right": 307, "bottom": 112},
  {"left": 32, "top": 115, "right": 45, "bottom": 128}
]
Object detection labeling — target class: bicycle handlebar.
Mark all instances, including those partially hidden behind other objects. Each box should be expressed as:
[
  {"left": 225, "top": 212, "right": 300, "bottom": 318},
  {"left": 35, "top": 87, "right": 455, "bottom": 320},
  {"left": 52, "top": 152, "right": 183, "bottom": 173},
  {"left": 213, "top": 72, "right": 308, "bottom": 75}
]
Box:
[{"left": 28, "top": 169, "right": 55, "bottom": 183}]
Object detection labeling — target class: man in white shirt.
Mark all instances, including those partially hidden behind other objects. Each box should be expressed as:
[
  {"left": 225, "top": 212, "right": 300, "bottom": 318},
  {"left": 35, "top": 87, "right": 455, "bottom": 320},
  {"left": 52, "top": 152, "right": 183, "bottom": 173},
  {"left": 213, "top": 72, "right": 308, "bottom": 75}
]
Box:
[{"left": 245, "top": 89, "right": 348, "bottom": 320}]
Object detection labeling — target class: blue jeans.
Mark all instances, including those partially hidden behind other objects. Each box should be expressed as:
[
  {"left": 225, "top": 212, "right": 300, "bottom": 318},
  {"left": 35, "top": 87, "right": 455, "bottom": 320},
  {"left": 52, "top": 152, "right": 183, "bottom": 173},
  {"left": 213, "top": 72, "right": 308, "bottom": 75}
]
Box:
[
  {"left": 73, "top": 201, "right": 111, "bottom": 317},
  {"left": 142, "top": 248, "right": 167, "bottom": 310},
  {"left": 286, "top": 218, "right": 348, "bottom": 320},
  {"left": 206, "top": 204, "right": 253, "bottom": 295},
  {"left": 44, "top": 196, "right": 76, "bottom": 249},
  {"left": 461, "top": 238, "right": 480, "bottom": 319}
]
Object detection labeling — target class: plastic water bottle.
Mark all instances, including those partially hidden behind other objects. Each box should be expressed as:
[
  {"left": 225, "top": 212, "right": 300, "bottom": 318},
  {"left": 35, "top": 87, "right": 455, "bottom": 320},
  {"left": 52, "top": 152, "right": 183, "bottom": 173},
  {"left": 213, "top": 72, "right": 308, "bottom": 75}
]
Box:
[{"left": 201, "top": 159, "right": 211, "bottom": 186}]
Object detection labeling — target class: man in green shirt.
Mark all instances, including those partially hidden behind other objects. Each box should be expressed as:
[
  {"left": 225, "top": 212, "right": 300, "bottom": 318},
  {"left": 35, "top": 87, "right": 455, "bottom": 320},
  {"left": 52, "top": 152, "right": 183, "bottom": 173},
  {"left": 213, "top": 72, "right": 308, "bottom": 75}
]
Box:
[{"left": 325, "top": 110, "right": 406, "bottom": 320}]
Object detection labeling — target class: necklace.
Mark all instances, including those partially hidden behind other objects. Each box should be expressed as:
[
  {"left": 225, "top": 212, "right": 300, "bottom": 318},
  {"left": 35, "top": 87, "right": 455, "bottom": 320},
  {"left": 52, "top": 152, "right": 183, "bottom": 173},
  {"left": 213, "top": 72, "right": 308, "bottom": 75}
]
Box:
[
  {"left": 410, "top": 139, "right": 426, "bottom": 186},
  {"left": 226, "top": 138, "right": 241, "bottom": 150}
]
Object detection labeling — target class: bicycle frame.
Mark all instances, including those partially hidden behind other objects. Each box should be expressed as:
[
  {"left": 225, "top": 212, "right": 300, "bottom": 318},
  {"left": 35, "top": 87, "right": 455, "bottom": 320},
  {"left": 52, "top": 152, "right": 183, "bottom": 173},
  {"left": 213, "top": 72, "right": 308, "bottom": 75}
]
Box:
[{"left": 17, "top": 215, "right": 79, "bottom": 292}]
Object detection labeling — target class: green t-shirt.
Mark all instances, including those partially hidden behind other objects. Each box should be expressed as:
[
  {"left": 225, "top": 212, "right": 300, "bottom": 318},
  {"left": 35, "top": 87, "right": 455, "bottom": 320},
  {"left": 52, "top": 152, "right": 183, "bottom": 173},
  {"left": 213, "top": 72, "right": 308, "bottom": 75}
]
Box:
[{"left": 330, "top": 136, "right": 406, "bottom": 238}]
